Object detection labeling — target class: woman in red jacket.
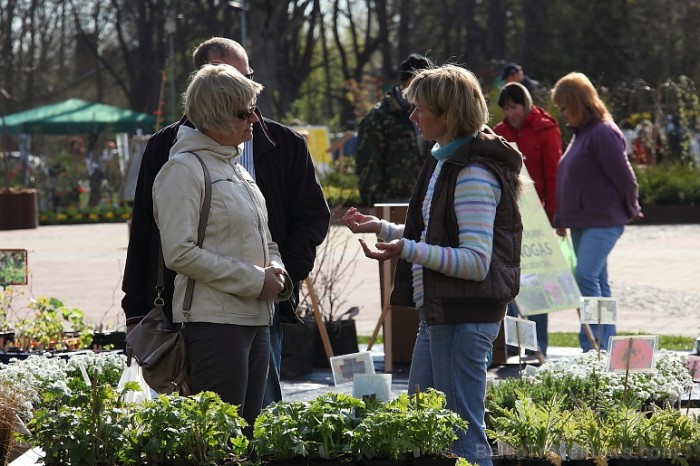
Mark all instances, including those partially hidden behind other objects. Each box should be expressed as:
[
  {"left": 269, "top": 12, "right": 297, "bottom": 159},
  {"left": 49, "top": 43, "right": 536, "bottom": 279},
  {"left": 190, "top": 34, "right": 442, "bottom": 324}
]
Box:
[
  {"left": 493, "top": 81, "right": 563, "bottom": 357},
  {"left": 493, "top": 82, "right": 562, "bottom": 223}
]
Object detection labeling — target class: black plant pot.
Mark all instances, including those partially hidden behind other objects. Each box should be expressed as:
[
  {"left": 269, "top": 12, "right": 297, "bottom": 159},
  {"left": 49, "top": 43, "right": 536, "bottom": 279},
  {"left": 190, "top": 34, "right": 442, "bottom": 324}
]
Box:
[
  {"left": 361, "top": 458, "right": 410, "bottom": 466},
  {"left": 409, "top": 455, "right": 458, "bottom": 466},
  {"left": 90, "top": 331, "right": 126, "bottom": 350},
  {"left": 307, "top": 318, "right": 360, "bottom": 368},
  {"left": 491, "top": 456, "right": 517, "bottom": 466},
  {"left": 281, "top": 322, "right": 316, "bottom": 378},
  {"left": 606, "top": 458, "right": 648, "bottom": 466},
  {"left": 0, "top": 331, "right": 14, "bottom": 346},
  {"left": 0, "top": 350, "right": 29, "bottom": 364}
]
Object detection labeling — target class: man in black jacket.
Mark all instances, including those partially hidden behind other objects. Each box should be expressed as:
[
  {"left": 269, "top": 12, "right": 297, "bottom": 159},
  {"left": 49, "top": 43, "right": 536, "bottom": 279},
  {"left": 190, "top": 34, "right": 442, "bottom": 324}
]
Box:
[{"left": 121, "top": 37, "right": 330, "bottom": 405}]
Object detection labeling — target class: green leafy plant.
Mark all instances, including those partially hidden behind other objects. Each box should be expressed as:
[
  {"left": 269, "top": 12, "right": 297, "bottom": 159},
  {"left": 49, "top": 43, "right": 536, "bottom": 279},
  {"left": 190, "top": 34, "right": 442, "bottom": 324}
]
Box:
[
  {"left": 559, "top": 405, "right": 608, "bottom": 461},
  {"left": 320, "top": 158, "right": 360, "bottom": 207},
  {"left": 253, "top": 392, "right": 363, "bottom": 461},
  {"left": 680, "top": 415, "right": 700, "bottom": 463},
  {"left": 486, "top": 390, "right": 568, "bottom": 461},
  {"left": 641, "top": 407, "right": 694, "bottom": 461},
  {"left": 125, "top": 391, "right": 248, "bottom": 465},
  {"left": 602, "top": 403, "right": 649, "bottom": 459},
  {"left": 635, "top": 162, "right": 700, "bottom": 205},
  {"left": 252, "top": 400, "right": 313, "bottom": 461},
  {"left": 13, "top": 296, "right": 92, "bottom": 351},
  {"left": 22, "top": 364, "right": 130, "bottom": 466},
  {"left": 351, "top": 388, "right": 468, "bottom": 460}
]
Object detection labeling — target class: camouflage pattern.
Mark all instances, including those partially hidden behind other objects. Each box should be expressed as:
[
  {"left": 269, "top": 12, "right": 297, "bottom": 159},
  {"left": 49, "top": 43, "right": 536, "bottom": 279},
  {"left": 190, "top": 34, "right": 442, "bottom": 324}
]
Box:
[{"left": 355, "top": 85, "right": 430, "bottom": 206}]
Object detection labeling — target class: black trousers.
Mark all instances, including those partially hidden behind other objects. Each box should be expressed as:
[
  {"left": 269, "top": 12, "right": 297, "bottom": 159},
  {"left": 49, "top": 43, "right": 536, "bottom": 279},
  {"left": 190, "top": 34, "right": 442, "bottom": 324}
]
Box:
[{"left": 184, "top": 322, "right": 270, "bottom": 434}]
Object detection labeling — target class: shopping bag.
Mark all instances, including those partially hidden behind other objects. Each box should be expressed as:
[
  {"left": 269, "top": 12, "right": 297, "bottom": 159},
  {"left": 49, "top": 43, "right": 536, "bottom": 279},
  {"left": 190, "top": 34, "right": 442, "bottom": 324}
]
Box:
[
  {"left": 559, "top": 234, "right": 577, "bottom": 273},
  {"left": 117, "top": 362, "right": 153, "bottom": 404}
]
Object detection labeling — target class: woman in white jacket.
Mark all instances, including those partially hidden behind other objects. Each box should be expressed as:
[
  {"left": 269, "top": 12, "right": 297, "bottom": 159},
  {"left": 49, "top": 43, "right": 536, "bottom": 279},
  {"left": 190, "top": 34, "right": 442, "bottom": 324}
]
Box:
[{"left": 153, "top": 64, "right": 291, "bottom": 432}]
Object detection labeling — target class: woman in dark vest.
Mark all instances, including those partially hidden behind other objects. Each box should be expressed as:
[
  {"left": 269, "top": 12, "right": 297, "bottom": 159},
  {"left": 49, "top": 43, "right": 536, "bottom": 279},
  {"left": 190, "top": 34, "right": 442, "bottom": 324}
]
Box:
[{"left": 342, "top": 64, "right": 525, "bottom": 466}]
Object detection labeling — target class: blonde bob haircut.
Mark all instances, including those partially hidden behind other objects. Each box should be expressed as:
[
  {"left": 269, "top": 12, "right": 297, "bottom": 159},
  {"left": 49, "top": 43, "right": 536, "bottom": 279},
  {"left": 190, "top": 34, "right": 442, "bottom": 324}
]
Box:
[
  {"left": 404, "top": 64, "right": 489, "bottom": 138},
  {"left": 551, "top": 72, "right": 611, "bottom": 126},
  {"left": 183, "top": 63, "right": 264, "bottom": 135}
]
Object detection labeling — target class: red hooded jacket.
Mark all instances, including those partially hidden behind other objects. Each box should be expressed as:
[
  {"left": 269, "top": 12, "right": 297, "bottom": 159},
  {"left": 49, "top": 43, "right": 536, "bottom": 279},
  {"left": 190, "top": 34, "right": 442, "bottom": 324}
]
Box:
[{"left": 493, "top": 106, "right": 562, "bottom": 223}]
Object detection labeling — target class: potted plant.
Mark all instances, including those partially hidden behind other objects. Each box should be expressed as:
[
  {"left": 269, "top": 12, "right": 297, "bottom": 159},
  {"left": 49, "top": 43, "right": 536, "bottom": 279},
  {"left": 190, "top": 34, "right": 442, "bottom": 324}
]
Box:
[
  {"left": 486, "top": 391, "right": 567, "bottom": 466},
  {"left": 558, "top": 406, "right": 607, "bottom": 466},
  {"left": 641, "top": 407, "right": 694, "bottom": 466},
  {"left": 1, "top": 296, "right": 93, "bottom": 362},
  {"left": 350, "top": 388, "right": 468, "bottom": 466},
  {"left": 123, "top": 391, "right": 249, "bottom": 465},
  {"left": 2, "top": 350, "right": 250, "bottom": 466},
  {"left": 601, "top": 404, "right": 648, "bottom": 466},
  {"left": 0, "top": 187, "right": 39, "bottom": 230},
  {"left": 252, "top": 392, "right": 363, "bottom": 465}
]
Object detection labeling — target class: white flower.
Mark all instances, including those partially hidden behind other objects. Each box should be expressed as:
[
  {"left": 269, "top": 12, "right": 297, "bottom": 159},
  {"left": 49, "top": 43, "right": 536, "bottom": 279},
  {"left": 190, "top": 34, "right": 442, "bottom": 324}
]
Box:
[{"left": 527, "top": 349, "right": 693, "bottom": 406}]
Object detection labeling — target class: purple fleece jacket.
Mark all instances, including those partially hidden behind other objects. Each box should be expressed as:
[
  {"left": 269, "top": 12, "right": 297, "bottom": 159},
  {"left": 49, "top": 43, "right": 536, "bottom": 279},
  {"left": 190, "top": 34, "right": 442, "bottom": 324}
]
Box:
[{"left": 554, "top": 116, "right": 640, "bottom": 229}]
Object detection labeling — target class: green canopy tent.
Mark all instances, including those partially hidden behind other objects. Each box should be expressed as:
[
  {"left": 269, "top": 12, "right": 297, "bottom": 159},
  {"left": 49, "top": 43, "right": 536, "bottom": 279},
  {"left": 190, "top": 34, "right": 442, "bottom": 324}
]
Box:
[
  {"left": 0, "top": 99, "right": 156, "bottom": 228},
  {"left": 1, "top": 98, "right": 156, "bottom": 135}
]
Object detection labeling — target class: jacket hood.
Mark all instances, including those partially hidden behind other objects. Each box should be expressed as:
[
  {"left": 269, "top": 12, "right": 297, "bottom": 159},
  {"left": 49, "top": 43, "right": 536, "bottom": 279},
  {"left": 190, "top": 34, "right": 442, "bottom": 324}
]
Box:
[
  {"left": 523, "top": 106, "right": 559, "bottom": 132},
  {"left": 467, "top": 127, "right": 523, "bottom": 174},
  {"left": 170, "top": 125, "right": 241, "bottom": 161},
  {"left": 498, "top": 106, "right": 558, "bottom": 134}
]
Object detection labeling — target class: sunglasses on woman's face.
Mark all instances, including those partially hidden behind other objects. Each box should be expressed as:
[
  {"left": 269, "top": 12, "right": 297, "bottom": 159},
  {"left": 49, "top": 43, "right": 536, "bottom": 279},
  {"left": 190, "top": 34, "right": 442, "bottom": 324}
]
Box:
[{"left": 235, "top": 105, "right": 257, "bottom": 120}]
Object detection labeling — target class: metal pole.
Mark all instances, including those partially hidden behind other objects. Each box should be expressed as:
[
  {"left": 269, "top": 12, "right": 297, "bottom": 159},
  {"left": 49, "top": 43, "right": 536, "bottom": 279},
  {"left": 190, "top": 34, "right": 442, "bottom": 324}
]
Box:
[
  {"left": 169, "top": 34, "right": 177, "bottom": 122},
  {"left": 240, "top": 8, "right": 247, "bottom": 49},
  {"left": 228, "top": 1, "right": 249, "bottom": 48}
]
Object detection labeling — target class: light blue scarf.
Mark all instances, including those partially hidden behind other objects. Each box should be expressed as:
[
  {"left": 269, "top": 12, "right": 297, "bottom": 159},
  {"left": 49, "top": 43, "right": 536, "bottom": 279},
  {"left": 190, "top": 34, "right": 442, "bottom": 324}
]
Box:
[{"left": 430, "top": 131, "right": 479, "bottom": 161}]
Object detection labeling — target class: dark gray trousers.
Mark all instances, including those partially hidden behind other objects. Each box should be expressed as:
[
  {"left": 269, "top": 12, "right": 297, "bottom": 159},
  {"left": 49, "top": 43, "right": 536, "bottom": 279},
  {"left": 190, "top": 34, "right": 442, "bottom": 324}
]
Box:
[{"left": 184, "top": 322, "right": 270, "bottom": 434}]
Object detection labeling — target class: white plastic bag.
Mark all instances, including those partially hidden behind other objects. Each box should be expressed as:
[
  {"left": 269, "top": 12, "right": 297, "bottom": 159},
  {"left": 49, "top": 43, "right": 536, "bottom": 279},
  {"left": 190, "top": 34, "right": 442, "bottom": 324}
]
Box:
[{"left": 117, "top": 362, "right": 154, "bottom": 404}]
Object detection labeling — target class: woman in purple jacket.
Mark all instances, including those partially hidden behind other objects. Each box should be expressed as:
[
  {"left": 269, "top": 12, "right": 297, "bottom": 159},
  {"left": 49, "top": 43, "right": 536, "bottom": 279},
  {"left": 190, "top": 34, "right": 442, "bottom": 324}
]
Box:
[{"left": 551, "top": 72, "right": 643, "bottom": 352}]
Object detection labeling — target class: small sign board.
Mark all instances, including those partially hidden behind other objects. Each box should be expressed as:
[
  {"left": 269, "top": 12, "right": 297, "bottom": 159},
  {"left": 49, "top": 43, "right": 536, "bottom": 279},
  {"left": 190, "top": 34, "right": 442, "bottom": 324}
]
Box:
[
  {"left": 607, "top": 335, "right": 658, "bottom": 373},
  {"left": 0, "top": 249, "right": 28, "bottom": 286},
  {"left": 580, "top": 297, "right": 618, "bottom": 325},
  {"left": 504, "top": 316, "right": 538, "bottom": 351},
  {"left": 687, "top": 355, "right": 700, "bottom": 382},
  {"left": 330, "top": 351, "right": 375, "bottom": 385}
]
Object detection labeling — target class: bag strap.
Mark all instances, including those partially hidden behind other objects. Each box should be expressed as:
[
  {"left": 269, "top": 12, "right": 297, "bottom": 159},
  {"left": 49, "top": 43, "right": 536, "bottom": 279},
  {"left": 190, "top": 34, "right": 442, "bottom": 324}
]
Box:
[{"left": 182, "top": 153, "right": 212, "bottom": 316}]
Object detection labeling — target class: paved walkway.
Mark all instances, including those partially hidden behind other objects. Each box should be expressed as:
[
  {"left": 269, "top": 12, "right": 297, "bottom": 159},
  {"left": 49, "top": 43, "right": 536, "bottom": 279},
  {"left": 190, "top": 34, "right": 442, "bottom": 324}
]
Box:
[{"left": 1, "top": 223, "right": 699, "bottom": 337}]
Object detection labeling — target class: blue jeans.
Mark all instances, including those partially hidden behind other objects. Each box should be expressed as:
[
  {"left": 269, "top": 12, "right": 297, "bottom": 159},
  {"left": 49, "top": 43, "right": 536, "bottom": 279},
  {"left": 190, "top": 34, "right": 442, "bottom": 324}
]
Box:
[
  {"left": 570, "top": 226, "right": 624, "bottom": 352},
  {"left": 408, "top": 318, "right": 500, "bottom": 466},
  {"left": 262, "top": 305, "right": 282, "bottom": 406}
]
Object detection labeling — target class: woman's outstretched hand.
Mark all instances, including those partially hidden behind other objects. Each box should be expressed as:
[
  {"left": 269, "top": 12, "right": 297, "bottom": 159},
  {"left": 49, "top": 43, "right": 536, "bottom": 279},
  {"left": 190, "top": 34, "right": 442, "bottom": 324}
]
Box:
[
  {"left": 358, "top": 238, "right": 403, "bottom": 262},
  {"left": 342, "top": 207, "right": 381, "bottom": 235}
]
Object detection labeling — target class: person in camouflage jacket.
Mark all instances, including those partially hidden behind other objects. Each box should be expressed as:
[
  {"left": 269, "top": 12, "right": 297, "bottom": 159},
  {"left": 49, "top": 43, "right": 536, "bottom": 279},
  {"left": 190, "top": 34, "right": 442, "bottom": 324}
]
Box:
[{"left": 356, "top": 54, "right": 433, "bottom": 206}]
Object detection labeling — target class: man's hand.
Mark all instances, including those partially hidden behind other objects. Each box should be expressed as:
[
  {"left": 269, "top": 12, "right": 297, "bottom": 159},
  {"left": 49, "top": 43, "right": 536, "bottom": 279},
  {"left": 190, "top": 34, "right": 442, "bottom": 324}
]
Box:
[{"left": 358, "top": 238, "right": 403, "bottom": 261}]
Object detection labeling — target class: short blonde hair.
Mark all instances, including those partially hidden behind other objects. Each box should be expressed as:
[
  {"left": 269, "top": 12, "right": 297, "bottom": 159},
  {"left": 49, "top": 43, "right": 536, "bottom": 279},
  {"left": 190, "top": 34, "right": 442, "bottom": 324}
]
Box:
[
  {"left": 184, "top": 64, "right": 264, "bottom": 135},
  {"left": 404, "top": 64, "right": 489, "bottom": 137},
  {"left": 551, "top": 72, "right": 611, "bottom": 125}
]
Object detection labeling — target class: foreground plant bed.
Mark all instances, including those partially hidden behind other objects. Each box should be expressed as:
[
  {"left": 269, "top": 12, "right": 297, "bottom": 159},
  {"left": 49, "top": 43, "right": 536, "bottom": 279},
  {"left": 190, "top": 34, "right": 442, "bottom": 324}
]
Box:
[{"left": 1, "top": 353, "right": 474, "bottom": 466}]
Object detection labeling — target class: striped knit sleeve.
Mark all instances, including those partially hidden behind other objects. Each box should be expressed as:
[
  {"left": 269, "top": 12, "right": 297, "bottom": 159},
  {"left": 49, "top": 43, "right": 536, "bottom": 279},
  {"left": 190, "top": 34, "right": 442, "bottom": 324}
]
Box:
[
  {"left": 378, "top": 219, "right": 404, "bottom": 241},
  {"left": 399, "top": 164, "right": 501, "bottom": 280}
]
